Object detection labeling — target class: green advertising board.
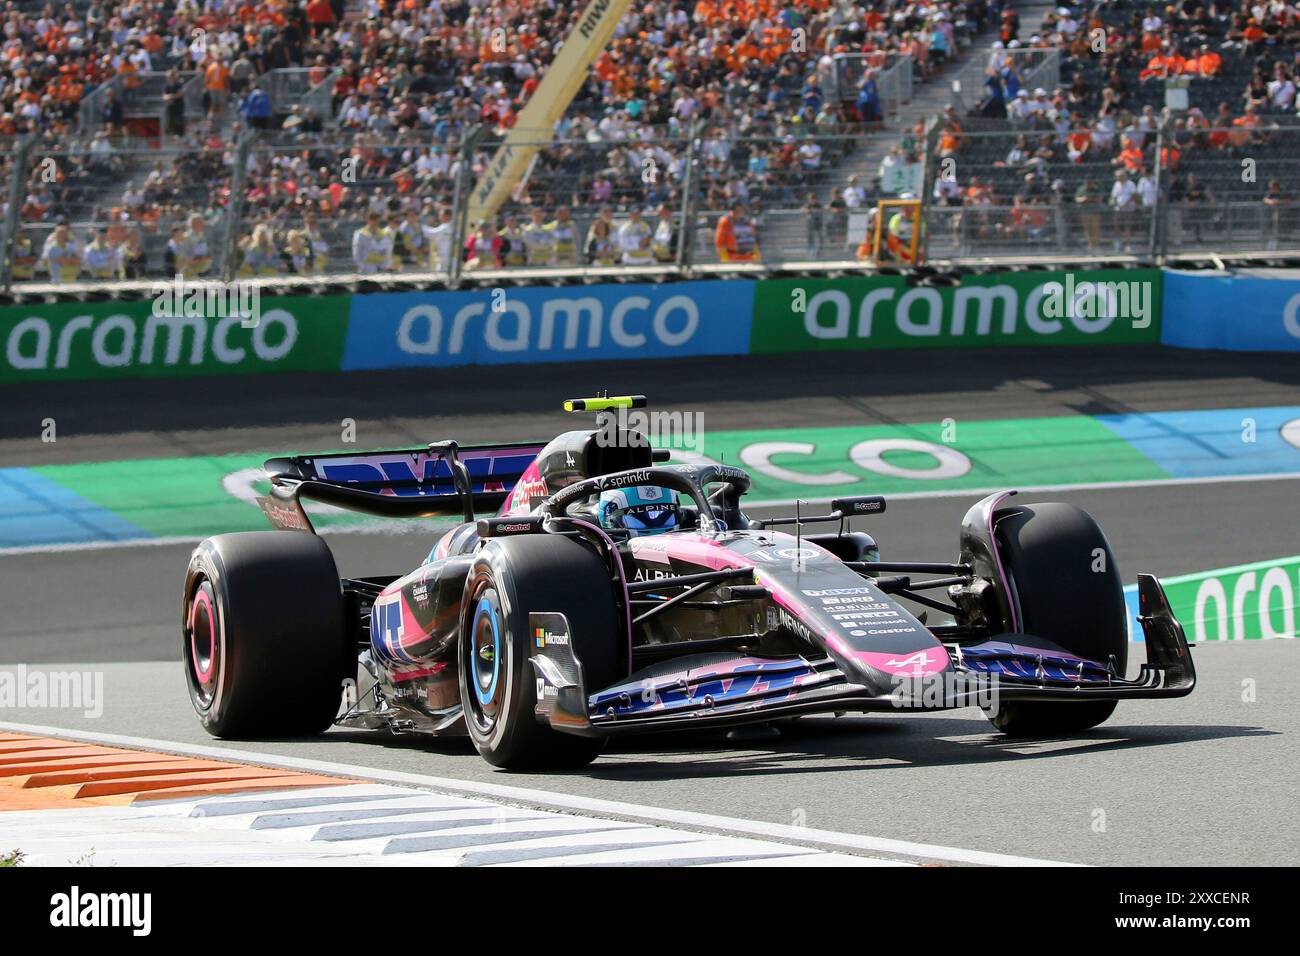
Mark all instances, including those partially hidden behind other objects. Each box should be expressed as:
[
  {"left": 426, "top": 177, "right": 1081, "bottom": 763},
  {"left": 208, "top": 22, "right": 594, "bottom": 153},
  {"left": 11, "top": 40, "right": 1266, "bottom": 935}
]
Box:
[
  {"left": 0, "top": 293, "right": 351, "bottom": 383},
  {"left": 0, "top": 268, "right": 1167, "bottom": 385},
  {"left": 1160, "top": 554, "right": 1300, "bottom": 642},
  {"left": 749, "top": 269, "right": 1163, "bottom": 353}
]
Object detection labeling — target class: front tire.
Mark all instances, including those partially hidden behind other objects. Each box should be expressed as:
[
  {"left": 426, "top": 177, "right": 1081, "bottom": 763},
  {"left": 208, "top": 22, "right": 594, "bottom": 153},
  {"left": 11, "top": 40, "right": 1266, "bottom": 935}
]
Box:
[
  {"left": 183, "top": 532, "right": 352, "bottom": 738},
  {"left": 459, "top": 534, "right": 621, "bottom": 770},
  {"left": 985, "top": 503, "right": 1127, "bottom": 736}
]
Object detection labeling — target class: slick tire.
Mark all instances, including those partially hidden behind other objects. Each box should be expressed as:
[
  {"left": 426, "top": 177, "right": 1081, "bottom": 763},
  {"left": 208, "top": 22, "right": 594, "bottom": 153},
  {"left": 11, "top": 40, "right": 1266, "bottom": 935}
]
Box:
[
  {"left": 984, "top": 503, "right": 1127, "bottom": 736},
  {"left": 183, "top": 532, "right": 352, "bottom": 738},
  {"left": 459, "top": 534, "right": 621, "bottom": 770}
]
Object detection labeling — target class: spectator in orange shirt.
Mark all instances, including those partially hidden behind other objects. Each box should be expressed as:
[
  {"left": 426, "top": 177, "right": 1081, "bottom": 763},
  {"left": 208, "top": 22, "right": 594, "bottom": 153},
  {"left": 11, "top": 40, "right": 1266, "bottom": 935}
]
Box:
[
  {"left": 1009, "top": 195, "right": 1049, "bottom": 240},
  {"left": 1230, "top": 107, "right": 1261, "bottom": 149},
  {"left": 138, "top": 204, "right": 162, "bottom": 232},
  {"left": 1139, "top": 45, "right": 1184, "bottom": 81},
  {"left": 1067, "top": 125, "right": 1091, "bottom": 163},
  {"left": 119, "top": 58, "right": 140, "bottom": 90},
  {"left": 715, "top": 202, "right": 760, "bottom": 262},
  {"left": 204, "top": 55, "right": 230, "bottom": 119},
  {"left": 1243, "top": 18, "right": 1265, "bottom": 48},
  {"left": 1160, "top": 139, "right": 1181, "bottom": 171},
  {"left": 936, "top": 105, "right": 963, "bottom": 158},
  {"left": 1115, "top": 142, "right": 1145, "bottom": 174},
  {"left": 1194, "top": 45, "right": 1221, "bottom": 77}
]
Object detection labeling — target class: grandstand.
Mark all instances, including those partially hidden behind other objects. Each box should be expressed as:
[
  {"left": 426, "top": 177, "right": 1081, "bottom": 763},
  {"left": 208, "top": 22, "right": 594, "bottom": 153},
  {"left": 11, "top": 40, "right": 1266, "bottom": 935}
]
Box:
[
  {"left": 932, "top": 0, "right": 1300, "bottom": 257},
  {"left": 3, "top": 0, "right": 1300, "bottom": 290}
]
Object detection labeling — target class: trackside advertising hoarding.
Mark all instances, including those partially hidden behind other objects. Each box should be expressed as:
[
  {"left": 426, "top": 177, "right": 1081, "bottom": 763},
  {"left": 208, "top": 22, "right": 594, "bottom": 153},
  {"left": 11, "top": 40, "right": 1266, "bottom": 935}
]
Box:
[
  {"left": 0, "top": 268, "right": 1191, "bottom": 384},
  {"left": 1162, "top": 270, "right": 1300, "bottom": 351},
  {"left": 341, "top": 281, "right": 752, "bottom": 370},
  {"left": 1125, "top": 555, "right": 1300, "bottom": 642},
  {"left": 0, "top": 295, "right": 351, "bottom": 383},
  {"left": 750, "top": 270, "right": 1163, "bottom": 353}
]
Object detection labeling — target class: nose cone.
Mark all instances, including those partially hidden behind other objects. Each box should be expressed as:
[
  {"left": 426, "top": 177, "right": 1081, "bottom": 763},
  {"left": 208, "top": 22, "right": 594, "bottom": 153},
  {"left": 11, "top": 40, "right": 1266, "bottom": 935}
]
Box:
[
  {"left": 754, "top": 552, "right": 950, "bottom": 697},
  {"left": 855, "top": 648, "right": 950, "bottom": 679}
]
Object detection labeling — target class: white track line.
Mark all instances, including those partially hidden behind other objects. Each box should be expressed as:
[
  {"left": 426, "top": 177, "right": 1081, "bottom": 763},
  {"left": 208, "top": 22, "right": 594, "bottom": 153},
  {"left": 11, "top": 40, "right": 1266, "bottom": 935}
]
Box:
[
  {"left": 0, "top": 720, "right": 1078, "bottom": 867},
  {"left": 3, "top": 469, "right": 1298, "bottom": 558},
  {"left": 4, "top": 785, "right": 844, "bottom": 867}
]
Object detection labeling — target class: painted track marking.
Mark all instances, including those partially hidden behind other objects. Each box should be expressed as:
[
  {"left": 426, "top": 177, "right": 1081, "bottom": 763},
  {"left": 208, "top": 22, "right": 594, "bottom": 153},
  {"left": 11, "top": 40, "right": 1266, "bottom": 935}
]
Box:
[
  {"left": 0, "top": 721, "right": 1079, "bottom": 866},
  {"left": 0, "top": 733, "right": 891, "bottom": 867},
  {"left": 2, "top": 470, "right": 1297, "bottom": 557}
]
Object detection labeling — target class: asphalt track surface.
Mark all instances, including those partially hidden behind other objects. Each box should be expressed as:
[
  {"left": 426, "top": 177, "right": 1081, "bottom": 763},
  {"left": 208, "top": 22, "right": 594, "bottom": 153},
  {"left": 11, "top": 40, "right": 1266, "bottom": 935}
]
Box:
[
  {"left": 1, "top": 645, "right": 1295, "bottom": 866},
  {"left": 2, "top": 344, "right": 1298, "bottom": 865}
]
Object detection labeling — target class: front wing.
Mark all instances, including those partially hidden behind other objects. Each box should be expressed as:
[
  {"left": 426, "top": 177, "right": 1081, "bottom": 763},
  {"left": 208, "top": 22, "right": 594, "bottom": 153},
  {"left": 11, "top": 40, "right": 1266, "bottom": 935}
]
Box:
[{"left": 530, "top": 574, "right": 1196, "bottom": 738}]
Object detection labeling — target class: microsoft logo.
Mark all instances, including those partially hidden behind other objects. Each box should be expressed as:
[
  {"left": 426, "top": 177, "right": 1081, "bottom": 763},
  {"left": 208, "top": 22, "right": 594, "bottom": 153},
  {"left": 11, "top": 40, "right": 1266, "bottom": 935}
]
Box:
[{"left": 534, "top": 627, "right": 569, "bottom": 648}]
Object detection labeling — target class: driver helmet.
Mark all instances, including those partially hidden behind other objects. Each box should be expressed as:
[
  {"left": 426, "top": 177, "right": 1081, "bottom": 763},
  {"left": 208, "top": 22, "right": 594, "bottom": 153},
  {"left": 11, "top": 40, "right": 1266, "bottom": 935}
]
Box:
[{"left": 596, "top": 486, "right": 679, "bottom": 537}]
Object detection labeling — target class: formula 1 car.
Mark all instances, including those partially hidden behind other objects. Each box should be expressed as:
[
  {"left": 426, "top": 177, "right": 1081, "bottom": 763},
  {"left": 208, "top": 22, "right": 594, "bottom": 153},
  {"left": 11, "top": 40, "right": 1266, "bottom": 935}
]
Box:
[{"left": 182, "top": 395, "right": 1196, "bottom": 770}]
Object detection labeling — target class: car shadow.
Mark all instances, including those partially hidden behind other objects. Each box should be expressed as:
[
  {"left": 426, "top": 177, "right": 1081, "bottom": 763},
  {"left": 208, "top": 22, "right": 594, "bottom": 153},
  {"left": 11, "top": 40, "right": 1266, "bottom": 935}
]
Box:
[
  {"left": 309, "top": 714, "right": 1275, "bottom": 781},
  {"left": 577, "top": 715, "right": 1277, "bottom": 781}
]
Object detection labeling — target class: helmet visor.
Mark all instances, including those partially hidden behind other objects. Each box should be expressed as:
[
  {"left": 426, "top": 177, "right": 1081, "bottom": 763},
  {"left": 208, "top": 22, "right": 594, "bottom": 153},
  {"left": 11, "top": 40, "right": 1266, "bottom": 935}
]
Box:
[{"left": 619, "top": 503, "right": 678, "bottom": 534}]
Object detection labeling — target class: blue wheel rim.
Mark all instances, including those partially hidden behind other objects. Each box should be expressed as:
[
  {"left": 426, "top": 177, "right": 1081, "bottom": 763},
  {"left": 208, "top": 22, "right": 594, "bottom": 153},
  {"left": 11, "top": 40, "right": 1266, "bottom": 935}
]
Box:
[{"left": 471, "top": 596, "right": 501, "bottom": 706}]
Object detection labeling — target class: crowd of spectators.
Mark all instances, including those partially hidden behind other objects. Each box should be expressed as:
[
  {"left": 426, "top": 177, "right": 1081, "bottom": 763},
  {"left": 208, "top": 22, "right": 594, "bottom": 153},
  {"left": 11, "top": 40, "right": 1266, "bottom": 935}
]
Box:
[
  {"left": 14, "top": 0, "right": 1300, "bottom": 274},
  {"left": 933, "top": 0, "right": 1300, "bottom": 249},
  {"left": 2, "top": 0, "right": 997, "bottom": 280}
]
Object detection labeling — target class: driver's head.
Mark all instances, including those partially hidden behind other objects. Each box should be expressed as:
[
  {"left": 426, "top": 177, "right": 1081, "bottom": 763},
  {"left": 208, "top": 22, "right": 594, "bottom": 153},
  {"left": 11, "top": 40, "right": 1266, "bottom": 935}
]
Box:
[{"left": 597, "top": 486, "right": 679, "bottom": 537}]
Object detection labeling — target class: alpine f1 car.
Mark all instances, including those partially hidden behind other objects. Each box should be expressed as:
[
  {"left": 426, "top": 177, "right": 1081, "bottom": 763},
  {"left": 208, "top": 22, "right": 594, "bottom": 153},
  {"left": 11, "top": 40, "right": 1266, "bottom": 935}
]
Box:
[{"left": 182, "top": 395, "right": 1196, "bottom": 770}]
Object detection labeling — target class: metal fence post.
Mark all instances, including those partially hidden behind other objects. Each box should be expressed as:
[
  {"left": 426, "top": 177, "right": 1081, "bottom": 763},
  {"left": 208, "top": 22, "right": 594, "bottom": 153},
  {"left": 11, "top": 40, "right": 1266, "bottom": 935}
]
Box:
[
  {"left": 675, "top": 121, "right": 701, "bottom": 272},
  {"left": 448, "top": 125, "right": 481, "bottom": 288},
  {"left": 917, "top": 116, "right": 941, "bottom": 264},
  {"left": 1150, "top": 116, "right": 1167, "bottom": 262},
  {"left": 1157, "top": 117, "right": 1173, "bottom": 263},
  {"left": 221, "top": 129, "right": 256, "bottom": 282},
  {"left": 0, "top": 134, "right": 37, "bottom": 292}
]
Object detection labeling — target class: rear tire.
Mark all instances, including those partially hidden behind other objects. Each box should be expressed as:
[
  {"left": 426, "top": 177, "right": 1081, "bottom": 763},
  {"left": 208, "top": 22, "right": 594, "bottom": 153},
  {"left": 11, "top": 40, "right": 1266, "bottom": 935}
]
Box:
[
  {"left": 459, "top": 534, "right": 621, "bottom": 770},
  {"left": 183, "top": 532, "right": 352, "bottom": 738},
  {"left": 985, "top": 503, "right": 1126, "bottom": 736}
]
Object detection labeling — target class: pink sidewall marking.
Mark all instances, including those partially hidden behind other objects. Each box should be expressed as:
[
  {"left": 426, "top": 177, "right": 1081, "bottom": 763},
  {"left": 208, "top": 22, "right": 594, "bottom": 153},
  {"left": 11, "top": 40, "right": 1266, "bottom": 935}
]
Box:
[
  {"left": 189, "top": 589, "right": 215, "bottom": 684},
  {"left": 985, "top": 491, "right": 1021, "bottom": 633}
]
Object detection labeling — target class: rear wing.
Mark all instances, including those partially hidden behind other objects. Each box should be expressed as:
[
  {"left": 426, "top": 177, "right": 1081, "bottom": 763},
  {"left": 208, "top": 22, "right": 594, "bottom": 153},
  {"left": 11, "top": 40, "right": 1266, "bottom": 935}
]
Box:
[{"left": 258, "top": 440, "right": 544, "bottom": 531}]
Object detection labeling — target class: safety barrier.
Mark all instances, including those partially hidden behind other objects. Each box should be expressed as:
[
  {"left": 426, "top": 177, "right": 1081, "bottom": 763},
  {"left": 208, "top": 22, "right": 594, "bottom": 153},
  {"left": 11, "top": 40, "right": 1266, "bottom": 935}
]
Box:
[
  {"left": 7, "top": 266, "right": 1300, "bottom": 384},
  {"left": 1162, "top": 269, "right": 1300, "bottom": 351},
  {"left": 0, "top": 268, "right": 1161, "bottom": 383}
]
